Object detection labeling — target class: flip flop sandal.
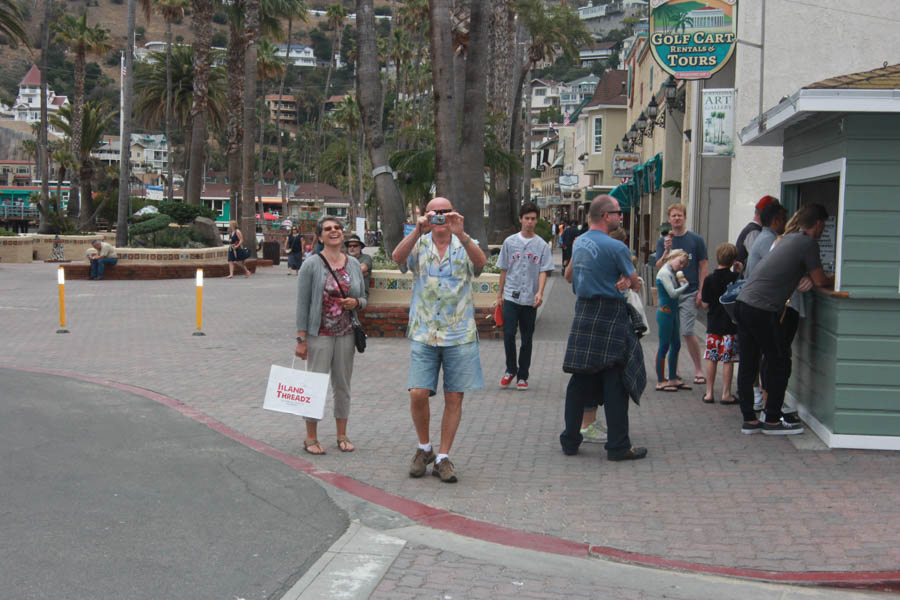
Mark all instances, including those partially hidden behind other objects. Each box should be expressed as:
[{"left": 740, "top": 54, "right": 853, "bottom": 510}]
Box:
[
  {"left": 702, "top": 395, "right": 715, "bottom": 403},
  {"left": 303, "top": 440, "right": 326, "bottom": 455},
  {"left": 676, "top": 383, "right": 693, "bottom": 390},
  {"left": 693, "top": 376, "right": 707, "bottom": 384},
  {"left": 337, "top": 437, "right": 355, "bottom": 452},
  {"left": 719, "top": 395, "right": 740, "bottom": 405},
  {"left": 657, "top": 385, "right": 679, "bottom": 392}
]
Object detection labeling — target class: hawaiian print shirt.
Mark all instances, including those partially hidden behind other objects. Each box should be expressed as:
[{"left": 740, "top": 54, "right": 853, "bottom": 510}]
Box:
[{"left": 407, "top": 233, "right": 478, "bottom": 346}]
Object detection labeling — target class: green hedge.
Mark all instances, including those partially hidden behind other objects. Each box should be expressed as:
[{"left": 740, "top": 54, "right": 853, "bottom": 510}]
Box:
[
  {"left": 129, "top": 213, "right": 173, "bottom": 236},
  {"left": 158, "top": 202, "right": 217, "bottom": 225}
]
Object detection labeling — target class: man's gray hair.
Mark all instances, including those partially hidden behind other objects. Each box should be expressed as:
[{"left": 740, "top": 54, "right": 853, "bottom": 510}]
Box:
[
  {"left": 588, "top": 195, "right": 617, "bottom": 223},
  {"left": 92, "top": 239, "right": 103, "bottom": 246}
]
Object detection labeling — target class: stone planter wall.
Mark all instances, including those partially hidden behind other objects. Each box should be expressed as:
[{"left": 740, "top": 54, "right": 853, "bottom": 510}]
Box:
[
  {"left": 368, "top": 269, "right": 500, "bottom": 308},
  {"left": 358, "top": 305, "right": 501, "bottom": 339},
  {"left": 0, "top": 233, "right": 116, "bottom": 263},
  {"left": 360, "top": 269, "right": 502, "bottom": 339}
]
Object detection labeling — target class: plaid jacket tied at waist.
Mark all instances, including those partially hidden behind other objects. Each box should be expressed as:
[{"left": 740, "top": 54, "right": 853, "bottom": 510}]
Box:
[{"left": 563, "top": 296, "right": 646, "bottom": 405}]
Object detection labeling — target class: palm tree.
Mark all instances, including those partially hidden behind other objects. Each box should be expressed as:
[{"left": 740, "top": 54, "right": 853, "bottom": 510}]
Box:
[
  {"left": 50, "top": 102, "right": 116, "bottom": 227},
  {"left": 356, "top": 0, "right": 405, "bottom": 254},
  {"left": 508, "top": 0, "right": 589, "bottom": 207},
  {"left": 241, "top": 0, "right": 261, "bottom": 253},
  {"left": 318, "top": 3, "right": 346, "bottom": 145},
  {"left": 225, "top": 0, "right": 248, "bottom": 222},
  {"left": 186, "top": 0, "right": 214, "bottom": 206},
  {"left": 134, "top": 47, "right": 227, "bottom": 139},
  {"left": 255, "top": 38, "right": 284, "bottom": 213},
  {"left": 0, "top": 0, "right": 29, "bottom": 48},
  {"left": 52, "top": 13, "right": 113, "bottom": 218},
  {"left": 274, "top": 0, "right": 308, "bottom": 221},
  {"left": 155, "top": 0, "right": 191, "bottom": 204},
  {"left": 37, "top": 0, "right": 53, "bottom": 234}
]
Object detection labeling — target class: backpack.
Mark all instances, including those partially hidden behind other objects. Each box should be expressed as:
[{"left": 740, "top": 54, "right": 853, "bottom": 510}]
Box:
[{"left": 719, "top": 279, "right": 746, "bottom": 325}]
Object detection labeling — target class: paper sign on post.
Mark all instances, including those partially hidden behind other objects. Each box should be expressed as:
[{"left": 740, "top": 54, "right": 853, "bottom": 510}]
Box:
[{"left": 263, "top": 364, "right": 329, "bottom": 420}]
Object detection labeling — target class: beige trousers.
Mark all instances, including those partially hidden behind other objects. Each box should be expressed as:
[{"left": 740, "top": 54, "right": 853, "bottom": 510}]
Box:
[{"left": 304, "top": 333, "right": 355, "bottom": 421}]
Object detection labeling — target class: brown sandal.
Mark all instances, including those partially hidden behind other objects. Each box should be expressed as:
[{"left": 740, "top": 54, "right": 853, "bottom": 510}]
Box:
[
  {"left": 303, "top": 439, "right": 326, "bottom": 455},
  {"left": 337, "top": 437, "right": 355, "bottom": 452}
]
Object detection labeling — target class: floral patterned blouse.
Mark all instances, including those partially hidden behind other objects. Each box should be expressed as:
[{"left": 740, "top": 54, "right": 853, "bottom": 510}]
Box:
[
  {"left": 318, "top": 264, "right": 353, "bottom": 336},
  {"left": 406, "top": 233, "right": 478, "bottom": 346}
]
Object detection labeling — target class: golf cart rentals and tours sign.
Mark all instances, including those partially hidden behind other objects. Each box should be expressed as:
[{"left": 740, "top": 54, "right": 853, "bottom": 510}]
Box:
[{"left": 649, "top": 0, "right": 738, "bottom": 80}]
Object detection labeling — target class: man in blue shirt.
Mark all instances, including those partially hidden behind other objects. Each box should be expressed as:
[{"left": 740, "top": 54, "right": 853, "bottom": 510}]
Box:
[
  {"left": 655, "top": 204, "right": 708, "bottom": 386},
  {"left": 561, "top": 196, "right": 647, "bottom": 461}
]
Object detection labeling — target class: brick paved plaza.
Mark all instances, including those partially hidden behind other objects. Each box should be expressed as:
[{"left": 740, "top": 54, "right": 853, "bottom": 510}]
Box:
[{"left": 2, "top": 259, "right": 899, "bottom": 580}]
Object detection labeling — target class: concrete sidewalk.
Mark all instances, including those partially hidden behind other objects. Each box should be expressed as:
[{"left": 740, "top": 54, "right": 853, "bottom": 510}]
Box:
[{"left": 1, "top": 257, "right": 899, "bottom": 595}]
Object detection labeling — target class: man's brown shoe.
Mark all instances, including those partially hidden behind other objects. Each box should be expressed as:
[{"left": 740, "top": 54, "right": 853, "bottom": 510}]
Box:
[
  {"left": 431, "top": 458, "right": 458, "bottom": 483},
  {"left": 409, "top": 448, "right": 435, "bottom": 477}
]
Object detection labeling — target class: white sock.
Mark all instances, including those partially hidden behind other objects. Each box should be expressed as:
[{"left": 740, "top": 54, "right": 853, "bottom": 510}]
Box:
[
  {"left": 436, "top": 453, "right": 449, "bottom": 464},
  {"left": 418, "top": 442, "right": 432, "bottom": 452}
]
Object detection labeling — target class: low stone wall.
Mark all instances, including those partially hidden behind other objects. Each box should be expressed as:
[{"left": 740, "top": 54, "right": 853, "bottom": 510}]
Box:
[
  {"left": 358, "top": 304, "right": 501, "bottom": 339},
  {"left": 0, "top": 236, "right": 33, "bottom": 262},
  {"left": 61, "top": 258, "right": 270, "bottom": 280},
  {"left": 0, "top": 234, "right": 228, "bottom": 264},
  {"left": 360, "top": 269, "right": 502, "bottom": 339},
  {"left": 31, "top": 233, "right": 116, "bottom": 261},
  {"left": 368, "top": 269, "right": 500, "bottom": 308},
  {"left": 0, "top": 233, "right": 116, "bottom": 263}
]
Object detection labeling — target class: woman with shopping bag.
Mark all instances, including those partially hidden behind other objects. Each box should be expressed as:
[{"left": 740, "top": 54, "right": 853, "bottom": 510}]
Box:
[{"left": 295, "top": 216, "right": 367, "bottom": 455}]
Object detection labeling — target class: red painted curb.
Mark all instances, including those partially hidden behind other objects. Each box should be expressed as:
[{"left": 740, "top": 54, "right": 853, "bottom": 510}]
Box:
[{"left": 7, "top": 364, "right": 900, "bottom": 589}]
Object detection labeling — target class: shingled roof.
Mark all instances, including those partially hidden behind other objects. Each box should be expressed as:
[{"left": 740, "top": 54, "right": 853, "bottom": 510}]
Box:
[
  {"left": 19, "top": 65, "right": 41, "bottom": 86},
  {"left": 584, "top": 69, "right": 627, "bottom": 107},
  {"left": 805, "top": 63, "right": 900, "bottom": 90}
]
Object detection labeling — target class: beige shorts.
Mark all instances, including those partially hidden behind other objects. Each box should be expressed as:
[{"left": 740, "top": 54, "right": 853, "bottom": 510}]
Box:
[{"left": 679, "top": 292, "right": 698, "bottom": 337}]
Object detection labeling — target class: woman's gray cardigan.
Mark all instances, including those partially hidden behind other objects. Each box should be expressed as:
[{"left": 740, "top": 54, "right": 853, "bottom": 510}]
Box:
[{"left": 296, "top": 254, "right": 368, "bottom": 336}]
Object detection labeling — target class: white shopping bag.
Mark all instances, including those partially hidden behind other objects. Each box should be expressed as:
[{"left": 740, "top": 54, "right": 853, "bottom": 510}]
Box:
[{"left": 263, "top": 360, "right": 329, "bottom": 420}]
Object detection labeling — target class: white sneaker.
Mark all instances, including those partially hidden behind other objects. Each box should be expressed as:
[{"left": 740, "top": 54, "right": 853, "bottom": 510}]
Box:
[
  {"left": 753, "top": 387, "right": 764, "bottom": 411},
  {"left": 580, "top": 422, "right": 607, "bottom": 443}
]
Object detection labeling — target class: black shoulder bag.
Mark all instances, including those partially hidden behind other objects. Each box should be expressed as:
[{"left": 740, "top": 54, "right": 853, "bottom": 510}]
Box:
[{"left": 318, "top": 254, "right": 367, "bottom": 353}]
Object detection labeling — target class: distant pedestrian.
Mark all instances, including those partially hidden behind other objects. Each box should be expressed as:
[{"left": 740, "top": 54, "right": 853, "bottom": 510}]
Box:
[
  {"left": 560, "top": 221, "right": 579, "bottom": 273},
  {"left": 294, "top": 217, "right": 367, "bottom": 455},
  {"left": 392, "top": 196, "right": 487, "bottom": 483},
  {"left": 285, "top": 226, "right": 303, "bottom": 275},
  {"left": 699, "top": 243, "right": 740, "bottom": 404},
  {"left": 655, "top": 204, "right": 708, "bottom": 385},
  {"left": 561, "top": 195, "right": 647, "bottom": 462},
  {"left": 227, "top": 220, "right": 251, "bottom": 279},
  {"left": 497, "top": 202, "right": 554, "bottom": 391},
  {"left": 736, "top": 203, "right": 833, "bottom": 435},
  {"left": 344, "top": 234, "right": 372, "bottom": 298}
]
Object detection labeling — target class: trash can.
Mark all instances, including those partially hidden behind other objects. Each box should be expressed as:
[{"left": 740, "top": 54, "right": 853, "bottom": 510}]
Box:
[{"left": 262, "top": 241, "right": 281, "bottom": 265}]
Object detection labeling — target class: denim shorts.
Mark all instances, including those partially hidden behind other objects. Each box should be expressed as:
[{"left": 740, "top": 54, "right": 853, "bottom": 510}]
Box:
[{"left": 408, "top": 340, "right": 484, "bottom": 396}]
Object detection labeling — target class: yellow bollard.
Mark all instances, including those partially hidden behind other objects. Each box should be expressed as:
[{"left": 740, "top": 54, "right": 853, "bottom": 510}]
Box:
[
  {"left": 57, "top": 267, "right": 69, "bottom": 334},
  {"left": 193, "top": 268, "right": 205, "bottom": 336}
]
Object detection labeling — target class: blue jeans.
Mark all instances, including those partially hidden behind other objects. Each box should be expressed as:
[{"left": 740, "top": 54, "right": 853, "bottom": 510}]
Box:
[
  {"left": 502, "top": 300, "right": 536, "bottom": 381},
  {"left": 90, "top": 257, "right": 117, "bottom": 279}
]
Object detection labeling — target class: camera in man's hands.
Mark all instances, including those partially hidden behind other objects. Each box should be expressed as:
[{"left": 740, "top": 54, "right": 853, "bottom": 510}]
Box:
[{"left": 430, "top": 214, "right": 446, "bottom": 225}]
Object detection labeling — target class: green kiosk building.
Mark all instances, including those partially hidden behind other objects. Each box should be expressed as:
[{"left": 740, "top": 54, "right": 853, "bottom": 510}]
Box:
[{"left": 739, "top": 64, "right": 900, "bottom": 450}]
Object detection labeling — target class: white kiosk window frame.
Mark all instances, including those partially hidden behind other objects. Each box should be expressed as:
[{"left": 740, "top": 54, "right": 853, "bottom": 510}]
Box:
[{"left": 780, "top": 157, "right": 847, "bottom": 292}]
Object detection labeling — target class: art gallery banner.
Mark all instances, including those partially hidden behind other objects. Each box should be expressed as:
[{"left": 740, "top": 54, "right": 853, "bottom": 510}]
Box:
[{"left": 701, "top": 88, "right": 735, "bottom": 156}]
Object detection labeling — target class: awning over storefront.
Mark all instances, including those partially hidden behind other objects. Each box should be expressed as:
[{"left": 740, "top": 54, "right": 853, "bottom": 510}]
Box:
[
  {"left": 631, "top": 153, "right": 662, "bottom": 198},
  {"left": 608, "top": 181, "right": 636, "bottom": 209}
]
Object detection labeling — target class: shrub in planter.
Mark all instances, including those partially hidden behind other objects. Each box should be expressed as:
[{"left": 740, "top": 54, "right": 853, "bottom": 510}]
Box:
[
  {"left": 129, "top": 213, "right": 172, "bottom": 236},
  {"left": 158, "top": 202, "right": 216, "bottom": 224}
]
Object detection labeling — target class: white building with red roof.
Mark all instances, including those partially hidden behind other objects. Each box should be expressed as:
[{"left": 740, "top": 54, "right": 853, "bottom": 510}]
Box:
[{"left": 2, "top": 65, "right": 69, "bottom": 125}]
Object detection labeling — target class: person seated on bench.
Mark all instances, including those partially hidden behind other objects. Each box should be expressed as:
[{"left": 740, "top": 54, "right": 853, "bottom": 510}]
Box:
[{"left": 87, "top": 239, "right": 118, "bottom": 280}]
